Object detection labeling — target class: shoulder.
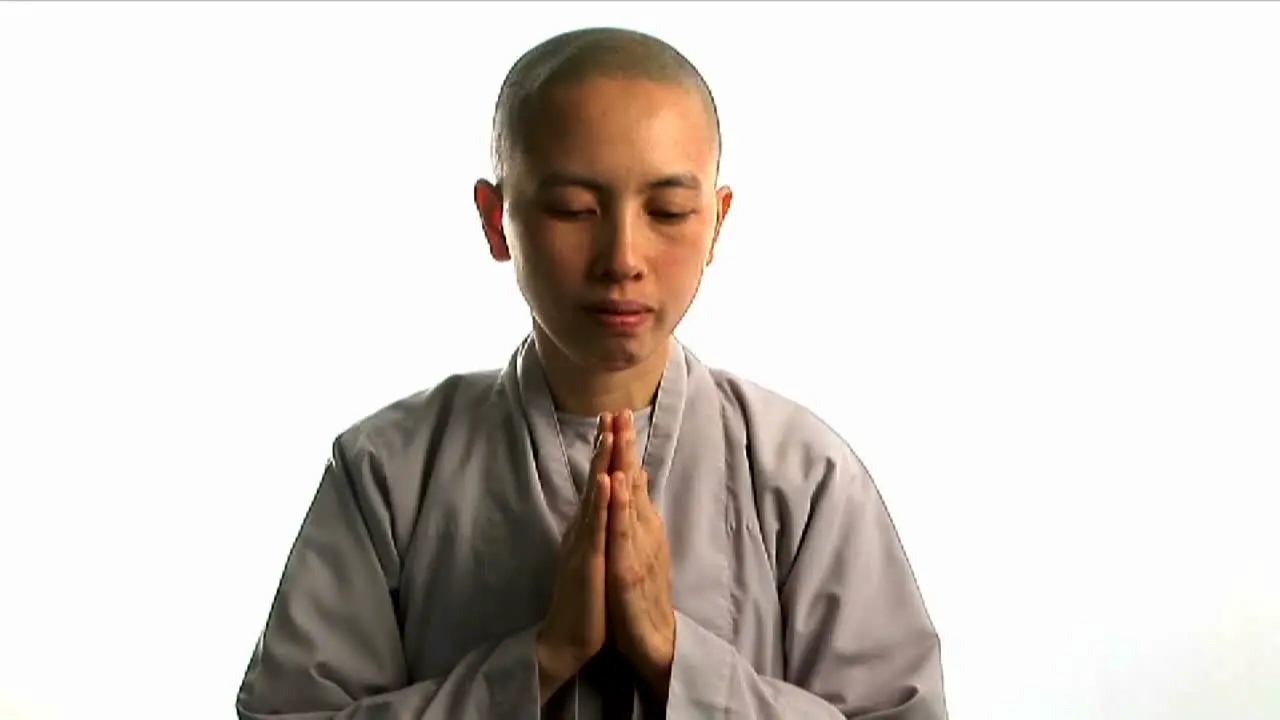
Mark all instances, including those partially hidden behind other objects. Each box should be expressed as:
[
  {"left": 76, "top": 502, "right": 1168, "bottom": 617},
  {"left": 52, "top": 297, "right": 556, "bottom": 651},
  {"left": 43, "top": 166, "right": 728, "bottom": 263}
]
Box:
[
  {"left": 317, "top": 367, "right": 506, "bottom": 549},
  {"left": 334, "top": 367, "right": 504, "bottom": 462},
  {"left": 706, "top": 365, "right": 855, "bottom": 459},
  {"left": 703, "top": 363, "right": 870, "bottom": 493}
]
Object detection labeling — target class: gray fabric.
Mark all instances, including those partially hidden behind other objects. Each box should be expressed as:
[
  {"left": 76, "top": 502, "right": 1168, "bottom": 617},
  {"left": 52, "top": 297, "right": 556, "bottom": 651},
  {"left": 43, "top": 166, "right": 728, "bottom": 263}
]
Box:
[
  {"left": 236, "top": 335, "right": 947, "bottom": 719},
  {"left": 555, "top": 405, "right": 653, "bottom": 495}
]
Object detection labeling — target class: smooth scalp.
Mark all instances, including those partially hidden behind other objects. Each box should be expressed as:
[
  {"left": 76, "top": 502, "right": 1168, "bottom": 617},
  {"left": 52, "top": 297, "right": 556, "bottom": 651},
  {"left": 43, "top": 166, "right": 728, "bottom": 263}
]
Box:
[{"left": 489, "top": 27, "right": 722, "bottom": 183}]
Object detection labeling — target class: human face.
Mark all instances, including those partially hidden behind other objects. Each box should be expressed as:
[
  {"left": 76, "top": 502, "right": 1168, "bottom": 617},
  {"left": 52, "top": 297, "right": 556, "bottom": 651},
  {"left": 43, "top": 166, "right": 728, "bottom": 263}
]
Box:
[{"left": 475, "top": 77, "right": 732, "bottom": 373}]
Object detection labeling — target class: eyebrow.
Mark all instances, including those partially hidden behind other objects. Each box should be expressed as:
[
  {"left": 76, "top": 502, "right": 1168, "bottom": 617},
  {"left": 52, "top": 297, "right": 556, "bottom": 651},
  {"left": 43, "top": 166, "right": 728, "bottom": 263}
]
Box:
[{"left": 536, "top": 171, "right": 702, "bottom": 193}]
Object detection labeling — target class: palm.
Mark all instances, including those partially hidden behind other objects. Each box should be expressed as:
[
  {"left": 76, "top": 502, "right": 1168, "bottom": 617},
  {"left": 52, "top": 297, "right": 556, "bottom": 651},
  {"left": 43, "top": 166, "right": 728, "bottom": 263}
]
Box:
[
  {"left": 538, "top": 413, "right": 615, "bottom": 672},
  {"left": 604, "top": 412, "right": 677, "bottom": 687}
]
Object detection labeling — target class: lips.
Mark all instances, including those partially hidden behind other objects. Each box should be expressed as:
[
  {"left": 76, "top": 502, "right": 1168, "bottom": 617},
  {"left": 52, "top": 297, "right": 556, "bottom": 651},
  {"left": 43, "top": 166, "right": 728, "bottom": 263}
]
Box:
[
  {"left": 582, "top": 300, "right": 655, "bottom": 314},
  {"left": 582, "top": 299, "right": 655, "bottom": 332}
]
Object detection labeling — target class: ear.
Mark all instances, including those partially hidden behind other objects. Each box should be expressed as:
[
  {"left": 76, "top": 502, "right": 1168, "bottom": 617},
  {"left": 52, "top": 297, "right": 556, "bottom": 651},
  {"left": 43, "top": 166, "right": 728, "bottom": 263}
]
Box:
[
  {"left": 474, "top": 179, "right": 510, "bottom": 262},
  {"left": 706, "top": 185, "right": 733, "bottom": 267}
]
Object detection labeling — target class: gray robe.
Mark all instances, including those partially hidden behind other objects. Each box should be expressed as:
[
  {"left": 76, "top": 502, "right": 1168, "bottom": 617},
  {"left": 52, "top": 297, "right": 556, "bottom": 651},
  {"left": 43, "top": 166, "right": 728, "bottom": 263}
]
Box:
[{"left": 236, "top": 337, "right": 947, "bottom": 719}]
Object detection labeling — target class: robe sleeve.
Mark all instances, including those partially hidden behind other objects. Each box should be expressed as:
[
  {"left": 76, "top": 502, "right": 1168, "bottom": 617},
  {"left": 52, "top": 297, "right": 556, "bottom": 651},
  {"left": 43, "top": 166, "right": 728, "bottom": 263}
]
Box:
[
  {"left": 664, "top": 448, "right": 947, "bottom": 719},
  {"left": 235, "top": 435, "right": 542, "bottom": 720}
]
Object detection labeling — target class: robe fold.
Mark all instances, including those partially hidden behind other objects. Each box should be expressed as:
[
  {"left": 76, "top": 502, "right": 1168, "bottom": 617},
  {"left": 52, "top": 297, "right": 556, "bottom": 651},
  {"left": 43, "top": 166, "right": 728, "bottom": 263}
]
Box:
[{"left": 236, "top": 336, "right": 947, "bottom": 719}]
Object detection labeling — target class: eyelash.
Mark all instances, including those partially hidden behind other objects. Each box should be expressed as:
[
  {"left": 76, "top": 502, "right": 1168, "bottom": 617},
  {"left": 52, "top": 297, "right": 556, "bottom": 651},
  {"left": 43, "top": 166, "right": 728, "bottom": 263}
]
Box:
[
  {"left": 546, "top": 209, "right": 693, "bottom": 223},
  {"left": 651, "top": 210, "right": 692, "bottom": 222},
  {"left": 547, "top": 209, "right": 595, "bottom": 220}
]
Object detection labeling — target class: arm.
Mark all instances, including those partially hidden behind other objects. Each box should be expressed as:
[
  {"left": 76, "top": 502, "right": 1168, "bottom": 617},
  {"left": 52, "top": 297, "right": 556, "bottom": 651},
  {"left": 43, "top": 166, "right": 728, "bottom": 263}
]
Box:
[
  {"left": 663, "top": 453, "right": 947, "bottom": 719},
  {"left": 235, "top": 436, "right": 546, "bottom": 720}
]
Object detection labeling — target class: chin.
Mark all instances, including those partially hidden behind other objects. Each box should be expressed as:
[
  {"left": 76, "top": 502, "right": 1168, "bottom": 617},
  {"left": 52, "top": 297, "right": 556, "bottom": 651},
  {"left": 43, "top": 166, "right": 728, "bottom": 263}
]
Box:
[
  {"left": 584, "top": 336, "right": 654, "bottom": 371},
  {"left": 534, "top": 316, "right": 671, "bottom": 374},
  {"left": 574, "top": 330, "right": 671, "bottom": 373}
]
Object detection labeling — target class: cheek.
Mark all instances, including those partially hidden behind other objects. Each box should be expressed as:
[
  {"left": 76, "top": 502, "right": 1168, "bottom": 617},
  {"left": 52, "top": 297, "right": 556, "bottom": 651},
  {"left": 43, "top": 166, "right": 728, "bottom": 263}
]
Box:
[
  {"left": 509, "top": 216, "right": 582, "bottom": 276},
  {"left": 660, "top": 219, "right": 715, "bottom": 269},
  {"left": 518, "top": 245, "right": 579, "bottom": 293},
  {"left": 654, "top": 244, "right": 705, "bottom": 272},
  {"left": 653, "top": 237, "right": 711, "bottom": 295}
]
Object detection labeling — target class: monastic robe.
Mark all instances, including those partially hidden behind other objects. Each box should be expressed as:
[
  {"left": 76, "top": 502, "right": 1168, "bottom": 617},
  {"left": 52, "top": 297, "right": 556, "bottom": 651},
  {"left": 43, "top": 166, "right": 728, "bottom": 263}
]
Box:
[{"left": 236, "top": 336, "right": 947, "bottom": 719}]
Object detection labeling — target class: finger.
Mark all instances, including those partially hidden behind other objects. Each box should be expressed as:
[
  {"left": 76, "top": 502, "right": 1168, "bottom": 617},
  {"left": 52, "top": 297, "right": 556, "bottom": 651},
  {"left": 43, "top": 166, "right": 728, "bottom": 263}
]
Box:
[
  {"left": 589, "top": 429, "right": 614, "bottom": 484},
  {"left": 628, "top": 470, "right": 643, "bottom": 529},
  {"left": 588, "top": 472, "right": 611, "bottom": 553},
  {"left": 624, "top": 422, "right": 641, "bottom": 478},
  {"left": 611, "top": 408, "right": 628, "bottom": 435},
  {"left": 577, "top": 460, "right": 596, "bottom": 517},
  {"left": 608, "top": 470, "right": 631, "bottom": 541},
  {"left": 626, "top": 411, "right": 643, "bottom": 477},
  {"left": 610, "top": 410, "right": 633, "bottom": 473},
  {"left": 595, "top": 412, "right": 613, "bottom": 447},
  {"left": 632, "top": 466, "right": 650, "bottom": 509},
  {"left": 588, "top": 412, "right": 614, "bottom": 505}
]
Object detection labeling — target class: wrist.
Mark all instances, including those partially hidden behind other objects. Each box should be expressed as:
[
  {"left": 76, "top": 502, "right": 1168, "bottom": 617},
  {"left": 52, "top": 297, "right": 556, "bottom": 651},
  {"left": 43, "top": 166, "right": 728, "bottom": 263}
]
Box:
[
  {"left": 637, "top": 632, "right": 675, "bottom": 698},
  {"left": 638, "top": 654, "right": 673, "bottom": 699},
  {"left": 534, "top": 631, "right": 581, "bottom": 704}
]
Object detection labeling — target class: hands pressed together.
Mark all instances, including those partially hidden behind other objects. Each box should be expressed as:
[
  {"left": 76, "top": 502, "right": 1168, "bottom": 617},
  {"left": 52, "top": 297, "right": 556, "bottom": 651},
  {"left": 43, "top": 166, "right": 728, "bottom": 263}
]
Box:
[{"left": 536, "top": 410, "right": 676, "bottom": 704}]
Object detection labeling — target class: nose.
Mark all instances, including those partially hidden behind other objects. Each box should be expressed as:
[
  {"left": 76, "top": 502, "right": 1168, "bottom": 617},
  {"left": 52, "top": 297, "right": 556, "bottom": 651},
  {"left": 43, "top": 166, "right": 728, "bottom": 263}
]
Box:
[{"left": 593, "top": 213, "right": 645, "bottom": 282}]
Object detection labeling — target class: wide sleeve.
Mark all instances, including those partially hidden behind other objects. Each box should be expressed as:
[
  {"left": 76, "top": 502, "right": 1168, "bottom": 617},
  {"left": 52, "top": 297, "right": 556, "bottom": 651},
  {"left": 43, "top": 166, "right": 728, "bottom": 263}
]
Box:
[
  {"left": 664, "top": 449, "right": 947, "bottom": 719},
  {"left": 235, "top": 435, "right": 542, "bottom": 720}
]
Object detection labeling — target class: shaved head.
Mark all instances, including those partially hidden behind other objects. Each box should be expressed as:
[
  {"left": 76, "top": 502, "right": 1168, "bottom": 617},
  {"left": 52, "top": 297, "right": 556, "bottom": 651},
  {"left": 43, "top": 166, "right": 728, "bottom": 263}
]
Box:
[
  {"left": 490, "top": 27, "right": 721, "bottom": 182},
  {"left": 473, "top": 27, "right": 733, "bottom": 392}
]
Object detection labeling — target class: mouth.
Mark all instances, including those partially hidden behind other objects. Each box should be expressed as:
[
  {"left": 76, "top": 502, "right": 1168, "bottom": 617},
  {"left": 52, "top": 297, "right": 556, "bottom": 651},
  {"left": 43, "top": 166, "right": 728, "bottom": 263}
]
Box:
[
  {"left": 582, "top": 300, "right": 655, "bottom": 331},
  {"left": 583, "top": 299, "right": 655, "bottom": 314}
]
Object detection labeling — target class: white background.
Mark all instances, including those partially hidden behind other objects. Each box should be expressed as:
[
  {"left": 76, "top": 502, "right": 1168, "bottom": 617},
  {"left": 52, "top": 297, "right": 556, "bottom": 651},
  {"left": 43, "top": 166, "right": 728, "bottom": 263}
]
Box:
[{"left": 2, "top": 3, "right": 1277, "bottom": 719}]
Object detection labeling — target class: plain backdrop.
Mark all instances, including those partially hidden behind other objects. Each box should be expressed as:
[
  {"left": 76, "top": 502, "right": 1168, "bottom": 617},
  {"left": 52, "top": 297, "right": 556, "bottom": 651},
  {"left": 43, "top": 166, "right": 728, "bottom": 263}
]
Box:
[{"left": 1, "top": 2, "right": 1277, "bottom": 719}]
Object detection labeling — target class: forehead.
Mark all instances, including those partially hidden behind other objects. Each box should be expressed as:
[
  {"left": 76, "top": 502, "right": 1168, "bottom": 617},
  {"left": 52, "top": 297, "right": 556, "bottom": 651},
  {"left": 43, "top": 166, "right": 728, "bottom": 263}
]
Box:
[{"left": 515, "top": 77, "right": 718, "bottom": 188}]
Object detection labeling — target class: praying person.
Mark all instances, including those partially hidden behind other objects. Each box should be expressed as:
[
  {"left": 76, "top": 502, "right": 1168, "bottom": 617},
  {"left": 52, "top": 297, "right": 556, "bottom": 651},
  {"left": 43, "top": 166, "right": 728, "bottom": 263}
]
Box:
[{"left": 237, "top": 26, "right": 947, "bottom": 720}]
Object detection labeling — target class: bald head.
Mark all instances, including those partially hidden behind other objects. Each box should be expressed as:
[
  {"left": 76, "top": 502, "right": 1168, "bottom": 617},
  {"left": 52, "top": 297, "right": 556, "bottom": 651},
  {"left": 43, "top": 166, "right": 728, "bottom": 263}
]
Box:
[{"left": 490, "top": 27, "right": 721, "bottom": 182}]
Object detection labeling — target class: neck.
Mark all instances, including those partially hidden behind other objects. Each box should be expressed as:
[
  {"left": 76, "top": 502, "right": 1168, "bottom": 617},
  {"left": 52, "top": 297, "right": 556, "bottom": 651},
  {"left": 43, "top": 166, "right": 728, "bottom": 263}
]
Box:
[{"left": 533, "top": 330, "right": 671, "bottom": 418}]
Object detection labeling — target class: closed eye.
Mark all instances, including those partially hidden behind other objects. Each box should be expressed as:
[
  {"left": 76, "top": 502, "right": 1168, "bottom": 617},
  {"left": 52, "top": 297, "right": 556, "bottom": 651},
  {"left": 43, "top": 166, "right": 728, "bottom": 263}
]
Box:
[
  {"left": 546, "top": 208, "right": 598, "bottom": 221},
  {"left": 650, "top": 210, "right": 695, "bottom": 223}
]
